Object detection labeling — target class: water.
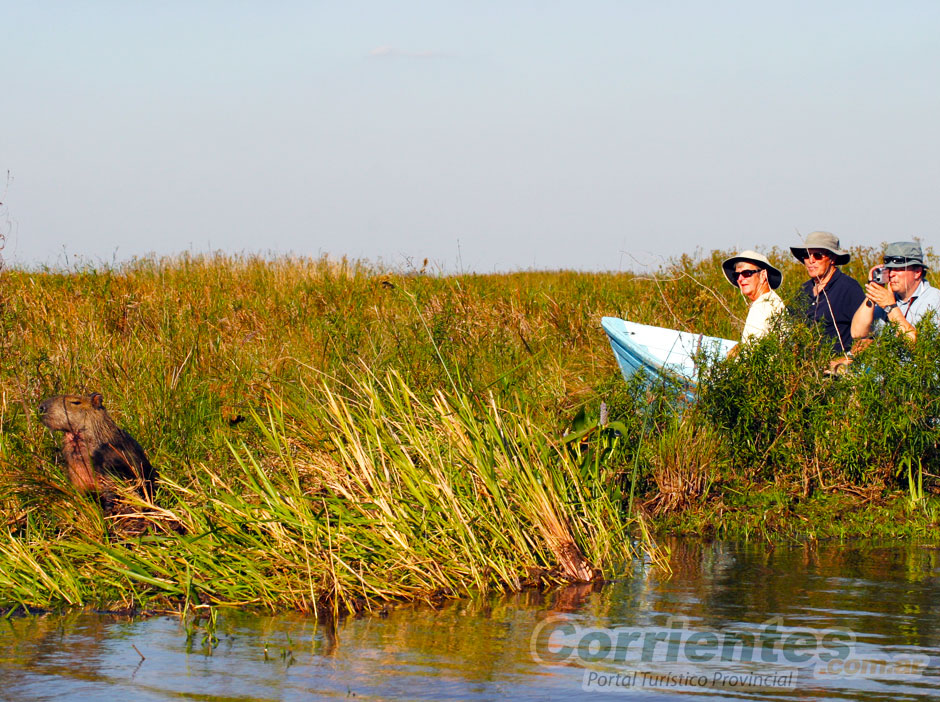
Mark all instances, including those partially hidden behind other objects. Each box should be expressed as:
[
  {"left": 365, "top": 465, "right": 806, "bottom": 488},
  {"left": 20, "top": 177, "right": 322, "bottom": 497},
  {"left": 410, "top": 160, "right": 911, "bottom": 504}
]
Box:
[{"left": 2, "top": 541, "right": 939, "bottom": 701}]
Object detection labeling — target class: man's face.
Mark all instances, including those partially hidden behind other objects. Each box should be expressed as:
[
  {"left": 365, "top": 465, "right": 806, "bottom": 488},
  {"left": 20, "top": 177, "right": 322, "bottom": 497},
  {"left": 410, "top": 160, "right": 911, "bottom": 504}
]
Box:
[
  {"left": 887, "top": 265, "right": 922, "bottom": 300},
  {"left": 803, "top": 249, "right": 834, "bottom": 280},
  {"left": 734, "top": 261, "right": 766, "bottom": 301}
]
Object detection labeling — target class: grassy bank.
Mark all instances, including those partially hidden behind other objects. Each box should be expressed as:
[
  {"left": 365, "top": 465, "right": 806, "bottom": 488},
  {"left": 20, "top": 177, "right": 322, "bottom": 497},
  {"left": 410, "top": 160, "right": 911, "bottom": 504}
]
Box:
[
  {"left": 0, "top": 254, "right": 663, "bottom": 614},
  {"left": 1, "top": 370, "right": 645, "bottom": 615},
  {"left": 0, "top": 249, "right": 937, "bottom": 614}
]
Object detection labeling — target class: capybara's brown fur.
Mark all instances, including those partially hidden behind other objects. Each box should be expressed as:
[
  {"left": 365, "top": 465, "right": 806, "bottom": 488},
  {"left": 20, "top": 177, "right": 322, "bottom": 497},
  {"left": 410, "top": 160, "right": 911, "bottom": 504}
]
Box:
[{"left": 39, "top": 393, "right": 157, "bottom": 512}]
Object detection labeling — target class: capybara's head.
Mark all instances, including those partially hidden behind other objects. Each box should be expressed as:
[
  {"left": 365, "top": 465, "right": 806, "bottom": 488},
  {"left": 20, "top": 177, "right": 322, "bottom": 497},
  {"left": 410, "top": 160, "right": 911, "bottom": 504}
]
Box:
[{"left": 39, "top": 393, "right": 107, "bottom": 434}]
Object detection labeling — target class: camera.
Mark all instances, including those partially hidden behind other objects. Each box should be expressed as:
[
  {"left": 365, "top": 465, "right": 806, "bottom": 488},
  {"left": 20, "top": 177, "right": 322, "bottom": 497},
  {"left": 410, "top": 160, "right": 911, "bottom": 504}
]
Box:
[{"left": 872, "top": 266, "right": 888, "bottom": 285}]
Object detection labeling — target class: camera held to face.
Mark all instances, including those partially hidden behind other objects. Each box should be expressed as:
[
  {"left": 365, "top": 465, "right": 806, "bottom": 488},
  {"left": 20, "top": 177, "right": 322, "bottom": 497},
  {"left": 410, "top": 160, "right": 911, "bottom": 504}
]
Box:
[{"left": 872, "top": 267, "right": 888, "bottom": 286}]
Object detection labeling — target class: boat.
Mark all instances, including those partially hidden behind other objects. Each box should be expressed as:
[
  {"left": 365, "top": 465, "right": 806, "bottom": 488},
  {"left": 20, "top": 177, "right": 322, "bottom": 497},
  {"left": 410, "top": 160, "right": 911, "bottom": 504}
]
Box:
[{"left": 601, "top": 317, "right": 736, "bottom": 388}]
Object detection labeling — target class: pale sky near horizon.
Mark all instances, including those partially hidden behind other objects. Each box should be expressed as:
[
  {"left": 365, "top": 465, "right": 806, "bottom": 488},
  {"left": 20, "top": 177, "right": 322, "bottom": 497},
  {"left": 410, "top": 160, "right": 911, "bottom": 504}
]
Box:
[{"left": 3, "top": 1, "right": 939, "bottom": 272}]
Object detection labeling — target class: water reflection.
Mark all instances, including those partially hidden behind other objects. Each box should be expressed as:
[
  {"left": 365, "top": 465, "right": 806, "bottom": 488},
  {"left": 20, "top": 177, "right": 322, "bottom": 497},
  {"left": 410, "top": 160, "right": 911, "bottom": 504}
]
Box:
[{"left": 1, "top": 541, "right": 938, "bottom": 700}]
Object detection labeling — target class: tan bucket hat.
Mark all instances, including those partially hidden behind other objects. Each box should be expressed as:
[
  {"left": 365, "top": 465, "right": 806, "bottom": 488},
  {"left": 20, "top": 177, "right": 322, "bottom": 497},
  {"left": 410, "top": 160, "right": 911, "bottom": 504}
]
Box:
[
  {"left": 721, "top": 250, "right": 783, "bottom": 289},
  {"left": 790, "top": 231, "right": 850, "bottom": 266}
]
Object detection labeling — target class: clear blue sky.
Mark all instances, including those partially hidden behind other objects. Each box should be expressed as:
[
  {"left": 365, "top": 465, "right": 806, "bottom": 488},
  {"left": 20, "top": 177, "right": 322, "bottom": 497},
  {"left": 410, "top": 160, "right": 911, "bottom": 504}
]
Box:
[{"left": 3, "top": 1, "right": 939, "bottom": 272}]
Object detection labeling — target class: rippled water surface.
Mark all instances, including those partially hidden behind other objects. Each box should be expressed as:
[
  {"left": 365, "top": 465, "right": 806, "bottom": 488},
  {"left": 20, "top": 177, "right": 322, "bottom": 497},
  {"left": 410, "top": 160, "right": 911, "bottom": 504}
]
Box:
[{"left": 2, "top": 541, "right": 939, "bottom": 701}]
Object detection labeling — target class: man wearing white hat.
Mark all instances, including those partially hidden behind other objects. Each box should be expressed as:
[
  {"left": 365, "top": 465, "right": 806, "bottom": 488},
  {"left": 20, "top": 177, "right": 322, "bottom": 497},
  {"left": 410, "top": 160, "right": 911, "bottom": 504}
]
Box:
[{"left": 721, "top": 250, "right": 785, "bottom": 352}]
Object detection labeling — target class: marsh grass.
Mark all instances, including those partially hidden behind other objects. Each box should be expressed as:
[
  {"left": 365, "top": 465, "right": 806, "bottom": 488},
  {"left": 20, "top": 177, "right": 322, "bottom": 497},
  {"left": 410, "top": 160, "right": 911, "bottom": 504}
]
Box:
[
  {"left": 0, "top": 367, "right": 638, "bottom": 614},
  {"left": 643, "top": 418, "right": 727, "bottom": 516},
  {"left": 1, "top": 246, "right": 936, "bottom": 613}
]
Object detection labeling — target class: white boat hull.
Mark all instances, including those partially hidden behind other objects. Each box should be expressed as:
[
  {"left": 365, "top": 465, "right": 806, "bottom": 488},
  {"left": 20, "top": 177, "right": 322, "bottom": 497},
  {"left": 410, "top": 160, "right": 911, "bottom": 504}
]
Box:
[{"left": 601, "top": 317, "right": 736, "bottom": 386}]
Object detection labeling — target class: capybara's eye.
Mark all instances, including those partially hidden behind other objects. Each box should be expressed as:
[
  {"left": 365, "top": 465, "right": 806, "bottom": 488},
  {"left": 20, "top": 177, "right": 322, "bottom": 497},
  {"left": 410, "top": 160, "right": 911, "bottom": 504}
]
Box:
[{"left": 70, "top": 400, "right": 81, "bottom": 405}]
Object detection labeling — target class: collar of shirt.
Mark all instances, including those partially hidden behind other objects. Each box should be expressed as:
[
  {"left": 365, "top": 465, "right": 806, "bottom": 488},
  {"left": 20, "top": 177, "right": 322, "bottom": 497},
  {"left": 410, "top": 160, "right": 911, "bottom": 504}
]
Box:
[
  {"left": 808, "top": 267, "right": 841, "bottom": 295},
  {"left": 899, "top": 279, "right": 930, "bottom": 310}
]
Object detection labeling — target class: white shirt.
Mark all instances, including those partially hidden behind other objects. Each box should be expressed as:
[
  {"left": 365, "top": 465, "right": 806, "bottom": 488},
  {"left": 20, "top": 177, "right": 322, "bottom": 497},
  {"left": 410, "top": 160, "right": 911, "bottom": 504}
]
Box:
[{"left": 742, "top": 290, "right": 785, "bottom": 343}]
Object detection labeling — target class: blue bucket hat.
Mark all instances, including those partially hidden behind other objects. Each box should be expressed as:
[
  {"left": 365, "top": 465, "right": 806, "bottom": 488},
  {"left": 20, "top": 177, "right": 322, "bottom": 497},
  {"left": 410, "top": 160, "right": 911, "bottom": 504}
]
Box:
[{"left": 883, "top": 241, "right": 927, "bottom": 269}]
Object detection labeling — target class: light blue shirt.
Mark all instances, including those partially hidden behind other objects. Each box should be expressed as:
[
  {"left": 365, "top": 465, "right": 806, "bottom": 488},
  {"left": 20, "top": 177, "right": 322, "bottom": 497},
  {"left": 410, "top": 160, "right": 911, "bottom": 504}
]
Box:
[{"left": 872, "top": 279, "right": 940, "bottom": 333}]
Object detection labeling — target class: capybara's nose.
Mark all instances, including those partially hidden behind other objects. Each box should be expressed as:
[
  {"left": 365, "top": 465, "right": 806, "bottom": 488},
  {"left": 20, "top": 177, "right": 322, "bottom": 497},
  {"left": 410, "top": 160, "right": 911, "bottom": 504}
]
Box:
[{"left": 39, "top": 398, "right": 51, "bottom": 415}]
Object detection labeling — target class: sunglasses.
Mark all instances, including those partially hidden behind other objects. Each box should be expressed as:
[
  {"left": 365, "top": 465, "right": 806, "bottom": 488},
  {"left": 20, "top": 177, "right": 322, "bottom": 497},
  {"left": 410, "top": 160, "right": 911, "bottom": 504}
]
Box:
[
  {"left": 802, "top": 252, "right": 828, "bottom": 262},
  {"left": 734, "top": 269, "right": 762, "bottom": 282},
  {"left": 883, "top": 256, "right": 915, "bottom": 266}
]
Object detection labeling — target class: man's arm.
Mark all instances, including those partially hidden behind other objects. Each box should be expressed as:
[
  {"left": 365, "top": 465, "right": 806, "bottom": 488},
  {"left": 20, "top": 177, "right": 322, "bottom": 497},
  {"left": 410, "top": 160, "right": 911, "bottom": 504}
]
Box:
[
  {"left": 853, "top": 266, "right": 883, "bottom": 340},
  {"left": 856, "top": 271, "right": 916, "bottom": 341},
  {"left": 851, "top": 299, "right": 875, "bottom": 340},
  {"left": 887, "top": 306, "right": 917, "bottom": 341}
]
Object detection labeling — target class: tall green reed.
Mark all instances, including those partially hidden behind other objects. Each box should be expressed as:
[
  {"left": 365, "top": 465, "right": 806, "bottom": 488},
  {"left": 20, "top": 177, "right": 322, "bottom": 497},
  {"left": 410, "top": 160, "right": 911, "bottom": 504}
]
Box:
[{"left": 0, "top": 364, "right": 641, "bottom": 614}]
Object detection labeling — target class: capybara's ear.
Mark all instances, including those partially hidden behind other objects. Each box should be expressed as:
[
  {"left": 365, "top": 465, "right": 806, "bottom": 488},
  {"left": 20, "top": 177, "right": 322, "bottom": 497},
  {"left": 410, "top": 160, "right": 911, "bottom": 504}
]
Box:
[{"left": 90, "top": 393, "right": 104, "bottom": 409}]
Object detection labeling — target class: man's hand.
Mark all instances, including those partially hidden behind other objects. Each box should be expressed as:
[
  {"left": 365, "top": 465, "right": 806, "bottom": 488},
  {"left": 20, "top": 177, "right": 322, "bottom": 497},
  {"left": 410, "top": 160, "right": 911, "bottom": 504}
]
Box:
[
  {"left": 827, "top": 356, "right": 853, "bottom": 376},
  {"left": 864, "top": 280, "right": 895, "bottom": 309},
  {"left": 865, "top": 265, "right": 896, "bottom": 309}
]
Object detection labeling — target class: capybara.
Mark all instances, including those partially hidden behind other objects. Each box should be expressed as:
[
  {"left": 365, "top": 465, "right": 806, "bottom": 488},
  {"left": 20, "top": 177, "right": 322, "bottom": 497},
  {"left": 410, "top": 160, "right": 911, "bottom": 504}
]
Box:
[{"left": 39, "top": 393, "right": 157, "bottom": 512}]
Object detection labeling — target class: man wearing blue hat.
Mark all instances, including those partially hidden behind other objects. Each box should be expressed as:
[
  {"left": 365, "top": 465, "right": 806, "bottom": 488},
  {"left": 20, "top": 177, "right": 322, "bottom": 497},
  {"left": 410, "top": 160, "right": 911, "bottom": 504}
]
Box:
[{"left": 850, "top": 241, "right": 940, "bottom": 343}]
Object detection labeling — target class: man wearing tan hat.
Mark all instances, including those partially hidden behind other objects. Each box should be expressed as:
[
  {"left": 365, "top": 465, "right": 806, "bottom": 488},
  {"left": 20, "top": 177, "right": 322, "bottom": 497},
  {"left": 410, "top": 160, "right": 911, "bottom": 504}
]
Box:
[
  {"left": 721, "top": 250, "right": 785, "bottom": 352},
  {"left": 790, "top": 231, "right": 865, "bottom": 354}
]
